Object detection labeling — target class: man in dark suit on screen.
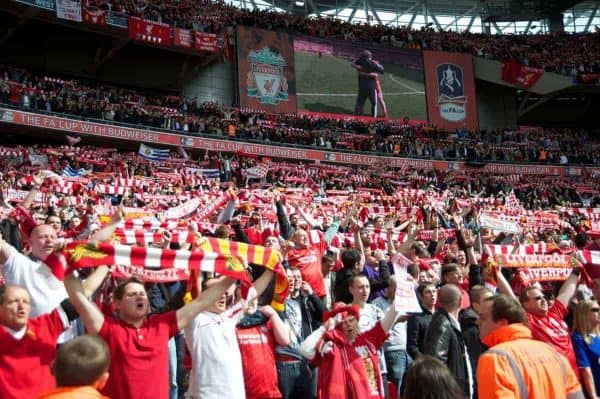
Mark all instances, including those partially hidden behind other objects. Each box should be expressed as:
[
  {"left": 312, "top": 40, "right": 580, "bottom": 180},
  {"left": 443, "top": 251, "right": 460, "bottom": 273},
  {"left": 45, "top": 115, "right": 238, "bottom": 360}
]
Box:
[{"left": 352, "top": 50, "right": 384, "bottom": 117}]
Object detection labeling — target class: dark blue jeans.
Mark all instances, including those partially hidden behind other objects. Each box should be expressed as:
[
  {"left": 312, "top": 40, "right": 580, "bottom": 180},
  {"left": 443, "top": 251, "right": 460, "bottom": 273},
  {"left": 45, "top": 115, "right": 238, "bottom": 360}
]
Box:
[
  {"left": 385, "top": 349, "right": 412, "bottom": 395},
  {"left": 277, "top": 360, "right": 316, "bottom": 399}
]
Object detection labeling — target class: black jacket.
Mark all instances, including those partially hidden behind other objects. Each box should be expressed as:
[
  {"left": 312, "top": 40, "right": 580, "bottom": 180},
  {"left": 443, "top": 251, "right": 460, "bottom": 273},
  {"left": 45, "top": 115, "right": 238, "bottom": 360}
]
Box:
[
  {"left": 275, "top": 200, "right": 294, "bottom": 240},
  {"left": 423, "top": 309, "right": 471, "bottom": 397},
  {"left": 459, "top": 307, "right": 484, "bottom": 373},
  {"left": 406, "top": 306, "right": 433, "bottom": 360},
  {"left": 334, "top": 267, "right": 355, "bottom": 304},
  {"left": 284, "top": 293, "right": 327, "bottom": 338}
]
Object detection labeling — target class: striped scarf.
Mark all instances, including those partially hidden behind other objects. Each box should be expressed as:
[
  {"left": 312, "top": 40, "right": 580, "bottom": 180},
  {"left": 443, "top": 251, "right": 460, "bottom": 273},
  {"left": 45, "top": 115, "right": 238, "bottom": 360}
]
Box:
[
  {"left": 45, "top": 240, "right": 250, "bottom": 283},
  {"left": 197, "top": 237, "right": 288, "bottom": 311}
]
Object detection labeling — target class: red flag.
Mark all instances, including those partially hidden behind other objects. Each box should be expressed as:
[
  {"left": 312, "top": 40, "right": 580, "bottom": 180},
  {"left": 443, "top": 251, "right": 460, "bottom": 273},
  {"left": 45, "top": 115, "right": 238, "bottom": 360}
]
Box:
[
  {"left": 515, "top": 66, "right": 544, "bottom": 88},
  {"left": 501, "top": 61, "right": 543, "bottom": 88},
  {"left": 501, "top": 61, "right": 521, "bottom": 83},
  {"left": 223, "top": 29, "right": 235, "bottom": 60}
]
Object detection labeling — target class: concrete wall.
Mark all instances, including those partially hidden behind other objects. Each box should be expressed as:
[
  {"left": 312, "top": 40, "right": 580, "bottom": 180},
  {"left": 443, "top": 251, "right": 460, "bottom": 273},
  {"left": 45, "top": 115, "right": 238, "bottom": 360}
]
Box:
[
  {"left": 476, "top": 80, "right": 518, "bottom": 130},
  {"left": 473, "top": 57, "right": 574, "bottom": 95},
  {"left": 182, "top": 60, "right": 235, "bottom": 106}
]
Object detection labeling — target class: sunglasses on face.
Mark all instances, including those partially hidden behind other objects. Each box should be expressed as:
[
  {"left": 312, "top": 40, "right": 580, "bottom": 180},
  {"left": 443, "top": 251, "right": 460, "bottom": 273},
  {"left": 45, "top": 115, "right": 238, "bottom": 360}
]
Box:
[
  {"left": 529, "top": 295, "right": 545, "bottom": 302},
  {"left": 591, "top": 308, "right": 600, "bottom": 313}
]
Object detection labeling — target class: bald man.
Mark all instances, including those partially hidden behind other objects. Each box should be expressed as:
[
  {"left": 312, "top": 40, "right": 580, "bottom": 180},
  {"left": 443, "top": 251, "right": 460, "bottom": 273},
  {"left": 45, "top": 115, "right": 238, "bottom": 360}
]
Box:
[
  {"left": 423, "top": 284, "right": 473, "bottom": 398},
  {"left": 0, "top": 225, "right": 67, "bottom": 317}
]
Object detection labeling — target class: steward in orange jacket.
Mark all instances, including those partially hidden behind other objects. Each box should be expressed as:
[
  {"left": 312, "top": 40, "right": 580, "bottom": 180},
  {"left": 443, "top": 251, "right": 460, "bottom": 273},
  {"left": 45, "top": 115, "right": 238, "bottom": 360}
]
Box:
[{"left": 477, "top": 295, "right": 583, "bottom": 399}]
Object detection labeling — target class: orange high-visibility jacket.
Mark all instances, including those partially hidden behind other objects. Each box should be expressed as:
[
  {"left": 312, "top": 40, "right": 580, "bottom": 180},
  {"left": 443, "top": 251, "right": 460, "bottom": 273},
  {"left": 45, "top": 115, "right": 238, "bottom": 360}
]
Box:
[
  {"left": 37, "top": 386, "right": 108, "bottom": 399},
  {"left": 477, "top": 323, "right": 583, "bottom": 399}
]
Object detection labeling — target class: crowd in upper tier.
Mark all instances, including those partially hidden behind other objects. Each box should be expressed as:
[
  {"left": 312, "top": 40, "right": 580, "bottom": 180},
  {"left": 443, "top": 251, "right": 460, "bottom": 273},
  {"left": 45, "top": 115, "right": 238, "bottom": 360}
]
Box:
[
  {"left": 89, "top": 0, "right": 600, "bottom": 76},
  {"left": 2, "top": 65, "right": 599, "bottom": 165}
]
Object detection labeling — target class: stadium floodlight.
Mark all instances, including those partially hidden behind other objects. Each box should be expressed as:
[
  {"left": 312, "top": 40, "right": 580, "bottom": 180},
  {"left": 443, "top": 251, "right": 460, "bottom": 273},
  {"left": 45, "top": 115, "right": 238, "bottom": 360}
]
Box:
[{"left": 295, "top": 1, "right": 304, "bottom": 5}]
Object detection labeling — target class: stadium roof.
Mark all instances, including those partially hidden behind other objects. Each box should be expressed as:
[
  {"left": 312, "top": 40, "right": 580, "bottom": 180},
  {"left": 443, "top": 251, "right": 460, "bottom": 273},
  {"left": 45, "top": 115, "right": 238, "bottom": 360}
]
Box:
[{"left": 226, "top": 0, "right": 600, "bottom": 33}]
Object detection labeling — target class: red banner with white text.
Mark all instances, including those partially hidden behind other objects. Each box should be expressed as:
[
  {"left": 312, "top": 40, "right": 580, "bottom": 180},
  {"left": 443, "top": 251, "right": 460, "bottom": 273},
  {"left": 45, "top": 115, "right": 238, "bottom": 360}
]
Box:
[
  {"left": 3, "top": 107, "right": 600, "bottom": 177},
  {"left": 128, "top": 16, "right": 171, "bottom": 46},
  {"left": 194, "top": 32, "right": 218, "bottom": 53},
  {"left": 173, "top": 27, "right": 192, "bottom": 48}
]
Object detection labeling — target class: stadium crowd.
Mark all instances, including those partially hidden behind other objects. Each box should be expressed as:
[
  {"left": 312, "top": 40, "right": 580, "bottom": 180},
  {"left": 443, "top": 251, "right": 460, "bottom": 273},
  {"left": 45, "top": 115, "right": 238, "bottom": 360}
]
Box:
[
  {"left": 2, "top": 65, "right": 600, "bottom": 165},
  {"left": 89, "top": 0, "right": 600, "bottom": 76},
  {"left": 0, "top": 137, "right": 599, "bottom": 398},
  {"left": 1, "top": 2, "right": 599, "bottom": 399}
]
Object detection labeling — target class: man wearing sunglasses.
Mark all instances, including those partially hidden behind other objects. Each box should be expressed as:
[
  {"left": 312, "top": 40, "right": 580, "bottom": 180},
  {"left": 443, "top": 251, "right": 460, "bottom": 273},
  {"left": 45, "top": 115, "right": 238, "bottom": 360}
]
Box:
[
  {"left": 477, "top": 294, "right": 583, "bottom": 399},
  {"left": 497, "top": 266, "right": 580, "bottom": 376}
]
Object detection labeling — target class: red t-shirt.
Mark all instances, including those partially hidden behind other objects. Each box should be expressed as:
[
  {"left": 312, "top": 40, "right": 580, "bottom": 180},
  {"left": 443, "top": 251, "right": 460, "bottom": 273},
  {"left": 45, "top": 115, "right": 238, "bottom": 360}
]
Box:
[
  {"left": 527, "top": 301, "right": 578, "bottom": 374},
  {"left": 236, "top": 321, "right": 282, "bottom": 399},
  {"left": 0, "top": 310, "right": 65, "bottom": 399},
  {"left": 287, "top": 239, "right": 326, "bottom": 297},
  {"left": 99, "top": 311, "right": 178, "bottom": 399}
]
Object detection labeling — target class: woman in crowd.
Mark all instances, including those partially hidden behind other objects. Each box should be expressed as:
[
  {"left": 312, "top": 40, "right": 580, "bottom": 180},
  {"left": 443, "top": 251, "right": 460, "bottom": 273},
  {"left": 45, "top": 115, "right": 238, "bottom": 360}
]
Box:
[{"left": 572, "top": 300, "right": 600, "bottom": 399}]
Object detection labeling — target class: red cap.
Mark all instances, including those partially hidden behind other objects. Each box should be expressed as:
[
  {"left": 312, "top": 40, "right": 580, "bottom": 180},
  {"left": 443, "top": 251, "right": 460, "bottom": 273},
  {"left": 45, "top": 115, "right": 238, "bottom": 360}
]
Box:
[{"left": 323, "top": 302, "right": 360, "bottom": 323}]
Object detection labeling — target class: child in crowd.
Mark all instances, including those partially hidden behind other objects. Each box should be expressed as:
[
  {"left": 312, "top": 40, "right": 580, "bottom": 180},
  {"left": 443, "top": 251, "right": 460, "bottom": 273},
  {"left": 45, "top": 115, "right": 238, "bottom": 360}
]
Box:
[{"left": 38, "top": 335, "right": 111, "bottom": 399}]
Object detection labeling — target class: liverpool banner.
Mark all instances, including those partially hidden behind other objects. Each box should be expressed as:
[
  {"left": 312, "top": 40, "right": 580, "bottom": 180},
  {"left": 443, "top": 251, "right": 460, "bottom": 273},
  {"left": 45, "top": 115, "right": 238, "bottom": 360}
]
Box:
[
  {"left": 237, "top": 26, "right": 297, "bottom": 114},
  {"left": 194, "top": 32, "right": 218, "bottom": 53},
  {"left": 173, "top": 27, "right": 192, "bottom": 48},
  {"left": 128, "top": 16, "right": 171, "bottom": 46}
]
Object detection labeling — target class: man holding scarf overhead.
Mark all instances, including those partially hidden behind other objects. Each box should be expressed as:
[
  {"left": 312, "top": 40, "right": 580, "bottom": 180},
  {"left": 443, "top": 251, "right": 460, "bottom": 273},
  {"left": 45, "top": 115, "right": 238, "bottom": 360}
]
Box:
[
  {"left": 64, "top": 265, "right": 256, "bottom": 399},
  {"left": 299, "top": 300, "right": 404, "bottom": 399}
]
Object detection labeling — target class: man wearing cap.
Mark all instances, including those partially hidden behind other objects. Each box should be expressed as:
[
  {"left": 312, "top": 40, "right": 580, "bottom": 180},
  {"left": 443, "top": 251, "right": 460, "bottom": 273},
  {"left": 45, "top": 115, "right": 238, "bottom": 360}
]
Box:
[{"left": 299, "top": 299, "right": 403, "bottom": 399}]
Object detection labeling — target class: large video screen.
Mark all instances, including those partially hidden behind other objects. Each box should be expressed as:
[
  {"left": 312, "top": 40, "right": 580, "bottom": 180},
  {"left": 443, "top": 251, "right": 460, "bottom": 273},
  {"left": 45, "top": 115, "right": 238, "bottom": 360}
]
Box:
[
  {"left": 237, "top": 26, "right": 297, "bottom": 114},
  {"left": 293, "top": 36, "right": 426, "bottom": 120}
]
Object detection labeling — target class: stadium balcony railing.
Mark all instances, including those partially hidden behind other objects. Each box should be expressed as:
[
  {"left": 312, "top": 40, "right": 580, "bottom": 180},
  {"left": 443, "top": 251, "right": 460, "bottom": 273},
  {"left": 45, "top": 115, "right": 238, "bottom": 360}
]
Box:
[{"left": 1, "top": 101, "right": 597, "bottom": 167}]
